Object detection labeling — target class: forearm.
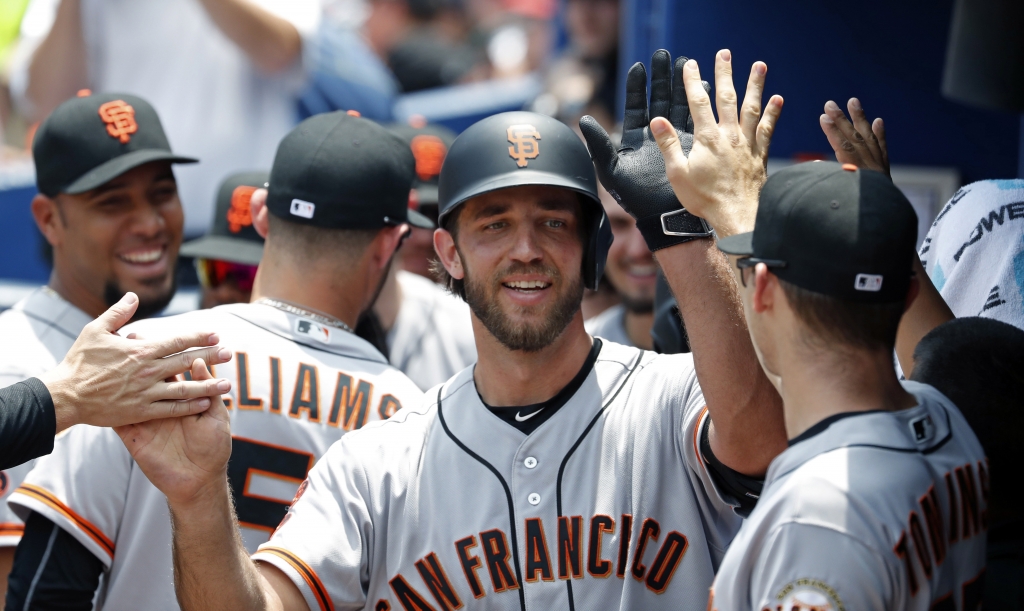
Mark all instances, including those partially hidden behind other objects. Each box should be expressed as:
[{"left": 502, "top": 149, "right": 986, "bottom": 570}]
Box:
[
  {"left": 195, "top": 0, "right": 301, "bottom": 73},
  {"left": 170, "top": 480, "right": 271, "bottom": 611},
  {"left": 895, "top": 255, "right": 954, "bottom": 377},
  {"left": 25, "top": 0, "right": 87, "bottom": 120},
  {"left": 655, "top": 239, "right": 785, "bottom": 475}
]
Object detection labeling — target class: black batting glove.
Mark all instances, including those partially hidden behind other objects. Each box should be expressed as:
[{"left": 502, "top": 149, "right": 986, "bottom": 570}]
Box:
[{"left": 580, "top": 49, "right": 712, "bottom": 251}]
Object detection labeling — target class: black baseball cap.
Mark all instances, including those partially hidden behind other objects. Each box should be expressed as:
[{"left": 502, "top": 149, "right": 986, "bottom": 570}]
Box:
[
  {"left": 179, "top": 171, "right": 269, "bottom": 266},
  {"left": 718, "top": 161, "right": 918, "bottom": 303},
  {"left": 33, "top": 92, "right": 197, "bottom": 197},
  {"left": 266, "top": 112, "right": 433, "bottom": 230},
  {"left": 387, "top": 121, "right": 456, "bottom": 206}
]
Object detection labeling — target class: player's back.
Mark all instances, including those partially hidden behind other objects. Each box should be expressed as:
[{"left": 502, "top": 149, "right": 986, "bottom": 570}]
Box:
[
  {"left": 711, "top": 381, "right": 987, "bottom": 611},
  {"left": 10, "top": 302, "right": 424, "bottom": 611}
]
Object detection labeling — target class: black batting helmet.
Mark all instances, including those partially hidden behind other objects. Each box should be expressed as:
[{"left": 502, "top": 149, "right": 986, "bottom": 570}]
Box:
[{"left": 437, "top": 111, "right": 612, "bottom": 290}]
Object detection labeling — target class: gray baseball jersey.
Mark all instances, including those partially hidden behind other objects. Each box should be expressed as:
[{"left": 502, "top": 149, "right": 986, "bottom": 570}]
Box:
[
  {"left": 0, "top": 288, "right": 91, "bottom": 547},
  {"left": 254, "top": 340, "right": 742, "bottom": 611},
  {"left": 584, "top": 304, "right": 633, "bottom": 348},
  {"left": 388, "top": 271, "right": 477, "bottom": 390},
  {"left": 709, "top": 381, "right": 987, "bottom": 611},
  {"left": 9, "top": 302, "right": 424, "bottom": 610}
]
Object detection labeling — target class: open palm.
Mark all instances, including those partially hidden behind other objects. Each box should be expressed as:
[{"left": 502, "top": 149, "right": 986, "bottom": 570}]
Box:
[{"left": 115, "top": 359, "right": 232, "bottom": 505}]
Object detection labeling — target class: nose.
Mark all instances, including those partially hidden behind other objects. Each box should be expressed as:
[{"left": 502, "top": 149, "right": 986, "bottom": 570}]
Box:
[
  {"left": 624, "top": 223, "right": 652, "bottom": 260},
  {"left": 132, "top": 199, "right": 166, "bottom": 238},
  {"left": 508, "top": 223, "right": 544, "bottom": 264}
]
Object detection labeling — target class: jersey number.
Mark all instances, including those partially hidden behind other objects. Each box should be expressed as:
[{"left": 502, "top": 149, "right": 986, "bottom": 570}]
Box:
[{"left": 227, "top": 437, "right": 314, "bottom": 532}]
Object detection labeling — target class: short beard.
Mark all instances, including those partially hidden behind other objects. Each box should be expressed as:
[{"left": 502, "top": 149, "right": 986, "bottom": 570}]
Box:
[
  {"left": 104, "top": 278, "right": 177, "bottom": 321},
  {"left": 463, "top": 257, "right": 584, "bottom": 353},
  {"left": 620, "top": 294, "right": 654, "bottom": 314}
]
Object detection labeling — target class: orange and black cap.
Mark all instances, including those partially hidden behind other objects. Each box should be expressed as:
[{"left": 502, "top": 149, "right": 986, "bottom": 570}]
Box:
[
  {"left": 180, "top": 171, "right": 269, "bottom": 266},
  {"left": 266, "top": 112, "right": 433, "bottom": 230},
  {"left": 718, "top": 161, "right": 918, "bottom": 303},
  {"left": 33, "top": 92, "right": 197, "bottom": 197},
  {"left": 387, "top": 122, "right": 456, "bottom": 206}
]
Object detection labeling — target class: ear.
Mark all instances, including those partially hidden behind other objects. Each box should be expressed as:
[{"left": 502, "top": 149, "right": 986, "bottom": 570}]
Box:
[
  {"left": 433, "top": 228, "right": 464, "bottom": 280},
  {"left": 31, "top": 194, "right": 63, "bottom": 247},
  {"left": 371, "top": 225, "right": 408, "bottom": 270},
  {"left": 904, "top": 275, "right": 920, "bottom": 313},
  {"left": 251, "top": 189, "right": 270, "bottom": 239},
  {"left": 752, "top": 263, "right": 776, "bottom": 314}
]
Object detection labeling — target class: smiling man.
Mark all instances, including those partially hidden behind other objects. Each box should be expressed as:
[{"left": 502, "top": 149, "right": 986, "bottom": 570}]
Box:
[
  {"left": 114, "top": 50, "right": 788, "bottom": 611},
  {"left": 0, "top": 91, "right": 195, "bottom": 600}
]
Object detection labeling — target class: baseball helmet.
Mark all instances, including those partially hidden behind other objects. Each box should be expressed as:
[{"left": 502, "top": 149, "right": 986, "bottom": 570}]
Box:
[{"left": 437, "top": 111, "right": 612, "bottom": 290}]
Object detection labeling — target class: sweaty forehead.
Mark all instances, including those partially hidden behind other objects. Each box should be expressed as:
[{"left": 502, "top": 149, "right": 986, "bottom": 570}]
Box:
[{"left": 463, "top": 186, "right": 580, "bottom": 220}]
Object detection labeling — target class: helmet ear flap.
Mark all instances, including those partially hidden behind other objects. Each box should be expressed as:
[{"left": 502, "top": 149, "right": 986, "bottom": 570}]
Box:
[{"left": 584, "top": 206, "right": 613, "bottom": 290}]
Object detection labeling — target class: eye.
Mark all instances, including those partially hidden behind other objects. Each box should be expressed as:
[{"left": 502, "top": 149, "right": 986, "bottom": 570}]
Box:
[
  {"left": 484, "top": 220, "right": 508, "bottom": 231},
  {"left": 545, "top": 219, "right": 566, "bottom": 228}
]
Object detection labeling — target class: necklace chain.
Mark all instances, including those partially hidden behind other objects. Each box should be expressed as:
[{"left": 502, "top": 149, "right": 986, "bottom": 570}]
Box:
[{"left": 255, "top": 297, "right": 353, "bottom": 333}]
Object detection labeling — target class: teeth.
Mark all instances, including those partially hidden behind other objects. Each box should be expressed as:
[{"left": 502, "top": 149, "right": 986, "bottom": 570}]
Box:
[
  {"left": 505, "top": 280, "right": 550, "bottom": 289},
  {"left": 629, "top": 265, "right": 657, "bottom": 276},
  {"left": 120, "top": 249, "right": 162, "bottom": 264}
]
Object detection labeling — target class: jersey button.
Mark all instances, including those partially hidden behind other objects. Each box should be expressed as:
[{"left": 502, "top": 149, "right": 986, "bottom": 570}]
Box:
[
  {"left": 524, "top": 457, "right": 538, "bottom": 469},
  {"left": 528, "top": 493, "right": 541, "bottom": 505}
]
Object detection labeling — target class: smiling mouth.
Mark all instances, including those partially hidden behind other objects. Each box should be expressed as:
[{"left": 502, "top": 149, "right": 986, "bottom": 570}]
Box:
[
  {"left": 626, "top": 264, "right": 657, "bottom": 277},
  {"left": 503, "top": 280, "right": 551, "bottom": 292},
  {"left": 118, "top": 248, "right": 164, "bottom": 264}
]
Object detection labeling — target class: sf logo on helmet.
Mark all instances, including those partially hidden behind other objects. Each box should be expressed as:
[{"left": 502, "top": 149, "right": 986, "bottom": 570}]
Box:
[
  {"left": 227, "top": 185, "right": 258, "bottom": 233},
  {"left": 98, "top": 100, "right": 138, "bottom": 144},
  {"left": 507, "top": 124, "right": 541, "bottom": 168}
]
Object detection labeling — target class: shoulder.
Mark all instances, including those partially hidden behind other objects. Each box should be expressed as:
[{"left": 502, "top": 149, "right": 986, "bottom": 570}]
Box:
[
  {"left": 325, "top": 390, "right": 438, "bottom": 469},
  {"left": 120, "top": 307, "right": 225, "bottom": 337},
  {"left": 397, "top": 272, "right": 471, "bottom": 318}
]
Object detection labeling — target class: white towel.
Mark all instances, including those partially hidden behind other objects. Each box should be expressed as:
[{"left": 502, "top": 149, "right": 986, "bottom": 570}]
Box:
[{"left": 919, "top": 179, "right": 1024, "bottom": 329}]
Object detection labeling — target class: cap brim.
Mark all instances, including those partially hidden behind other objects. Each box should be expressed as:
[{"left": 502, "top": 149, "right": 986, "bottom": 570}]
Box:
[
  {"left": 407, "top": 208, "right": 436, "bottom": 229},
  {"left": 716, "top": 231, "right": 755, "bottom": 256},
  {"left": 65, "top": 149, "right": 199, "bottom": 194},
  {"left": 179, "top": 235, "right": 264, "bottom": 266}
]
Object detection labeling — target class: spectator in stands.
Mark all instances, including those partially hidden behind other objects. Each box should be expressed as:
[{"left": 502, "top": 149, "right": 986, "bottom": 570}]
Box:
[
  {"left": 8, "top": 0, "right": 319, "bottom": 237},
  {"left": 911, "top": 317, "right": 1024, "bottom": 610},
  {"left": 180, "top": 172, "right": 267, "bottom": 309},
  {"left": 585, "top": 185, "right": 656, "bottom": 348}
]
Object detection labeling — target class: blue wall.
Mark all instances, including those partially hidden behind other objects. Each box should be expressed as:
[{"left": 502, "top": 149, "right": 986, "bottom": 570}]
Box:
[{"left": 620, "top": 0, "right": 1021, "bottom": 183}]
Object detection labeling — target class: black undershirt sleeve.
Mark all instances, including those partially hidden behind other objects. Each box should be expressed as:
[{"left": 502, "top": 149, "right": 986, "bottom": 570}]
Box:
[
  {"left": 0, "top": 378, "right": 56, "bottom": 470},
  {"left": 699, "top": 420, "right": 764, "bottom": 518},
  {"left": 5, "top": 512, "right": 103, "bottom": 611}
]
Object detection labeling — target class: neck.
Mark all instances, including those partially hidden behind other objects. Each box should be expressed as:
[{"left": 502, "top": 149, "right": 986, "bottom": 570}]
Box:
[
  {"left": 373, "top": 266, "right": 402, "bottom": 333},
  {"left": 48, "top": 266, "right": 108, "bottom": 318},
  {"left": 624, "top": 308, "right": 653, "bottom": 350},
  {"left": 776, "top": 341, "right": 917, "bottom": 439},
  {"left": 473, "top": 313, "right": 593, "bottom": 407},
  {"left": 251, "top": 258, "right": 367, "bottom": 329}
]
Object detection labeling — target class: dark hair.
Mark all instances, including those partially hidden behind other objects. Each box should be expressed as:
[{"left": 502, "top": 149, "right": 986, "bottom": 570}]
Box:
[
  {"left": 430, "top": 194, "right": 594, "bottom": 302},
  {"left": 911, "top": 317, "right": 1024, "bottom": 515},
  {"left": 780, "top": 280, "right": 905, "bottom": 352}
]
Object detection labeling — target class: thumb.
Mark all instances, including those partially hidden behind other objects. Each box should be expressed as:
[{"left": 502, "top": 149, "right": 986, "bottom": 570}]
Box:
[
  {"left": 651, "top": 117, "right": 688, "bottom": 179},
  {"left": 191, "top": 358, "right": 213, "bottom": 382},
  {"left": 95, "top": 292, "right": 139, "bottom": 334},
  {"left": 579, "top": 115, "right": 618, "bottom": 174}
]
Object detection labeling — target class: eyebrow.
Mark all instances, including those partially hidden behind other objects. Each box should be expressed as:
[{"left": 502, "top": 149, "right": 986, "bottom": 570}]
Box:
[
  {"left": 86, "top": 171, "right": 176, "bottom": 198},
  {"left": 470, "top": 196, "right": 577, "bottom": 220}
]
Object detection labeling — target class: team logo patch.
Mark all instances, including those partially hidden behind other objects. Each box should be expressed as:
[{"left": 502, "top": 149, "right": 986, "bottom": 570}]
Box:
[
  {"left": 290, "top": 199, "right": 316, "bottom": 219},
  {"left": 909, "top": 414, "right": 935, "bottom": 443},
  {"left": 227, "top": 185, "right": 257, "bottom": 233},
  {"left": 773, "top": 579, "right": 844, "bottom": 611},
  {"left": 854, "top": 273, "right": 883, "bottom": 292},
  {"left": 98, "top": 100, "right": 138, "bottom": 144},
  {"left": 295, "top": 319, "right": 331, "bottom": 343},
  {"left": 410, "top": 134, "right": 447, "bottom": 180},
  {"left": 507, "top": 124, "right": 541, "bottom": 167}
]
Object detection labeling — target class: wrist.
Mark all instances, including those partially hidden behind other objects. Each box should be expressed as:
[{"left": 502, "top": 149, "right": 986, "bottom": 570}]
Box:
[
  {"left": 169, "top": 475, "right": 232, "bottom": 517},
  {"left": 635, "top": 209, "right": 713, "bottom": 251},
  {"left": 38, "top": 365, "right": 78, "bottom": 433}
]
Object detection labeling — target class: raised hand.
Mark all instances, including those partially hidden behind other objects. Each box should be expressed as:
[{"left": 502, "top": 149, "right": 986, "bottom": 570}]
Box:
[
  {"left": 115, "top": 358, "right": 232, "bottom": 507},
  {"left": 39, "top": 292, "right": 233, "bottom": 432},
  {"left": 820, "top": 97, "right": 890, "bottom": 178},
  {"left": 579, "top": 49, "right": 713, "bottom": 251},
  {"left": 652, "top": 50, "right": 783, "bottom": 238}
]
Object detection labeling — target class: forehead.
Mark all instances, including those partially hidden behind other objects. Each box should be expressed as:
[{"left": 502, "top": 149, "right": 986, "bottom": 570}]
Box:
[{"left": 460, "top": 185, "right": 580, "bottom": 220}]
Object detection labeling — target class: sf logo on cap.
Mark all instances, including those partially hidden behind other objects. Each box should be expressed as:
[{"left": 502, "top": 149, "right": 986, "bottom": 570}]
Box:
[
  {"left": 507, "top": 124, "right": 541, "bottom": 168},
  {"left": 227, "top": 186, "right": 257, "bottom": 233},
  {"left": 98, "top": 100, "right": 138, "bottom": 144},
  {"left": 410, "top": 135, "right": 447, "bottom": 180}
]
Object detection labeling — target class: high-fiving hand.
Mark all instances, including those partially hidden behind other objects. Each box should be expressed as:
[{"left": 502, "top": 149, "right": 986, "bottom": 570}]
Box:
[
  {"left": 579, "top": 50, "right": 713, "bottom": 251},
  {"left": 652, "top": 50, "right": 783, "bottom": 238},
  {"left": 820, "top": 97, "right": 890, "bottom": 178},
  {"left": 115, "top": 358, "right": 232, "bottom": 508}
]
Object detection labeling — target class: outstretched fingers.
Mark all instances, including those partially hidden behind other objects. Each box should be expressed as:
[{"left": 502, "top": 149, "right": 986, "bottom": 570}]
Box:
[
  {"left": 755, "top": 95, "right": 784, "bottom": 158},
  {"left": 94, "top": 292, "right": 139, "bottom": 334},
  {"left": 156, "top": 345, "right": 233, "bottom": 380},
  {"left": 652, "top": 117, "right": 688, "bottom": 186},
  {"left": 714, "top": 50, "right": 738, "bottom": 127},
  {"left": 579, "top": 115, "right": 618, "bottom": 170},
  {"left": 681, "top": 59, "right": 716, "bottom": 137},
  {"left": 649, "top": 49, "right": 673, "bottom": 121},
  {"left": 623, "top": 62, "right": 650, "bottom": 133},
  {"left": 740, "top": 62, "right": 767, "bottom": 144},
  {"left": 146, "top": 331, "right": 222, "bottom": 360},
  {"left": 848, "top": 98, "right": 884, "bottom": 161},
  {"left": 872, "top": 117, "right": 889, "bottom": 170}
]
